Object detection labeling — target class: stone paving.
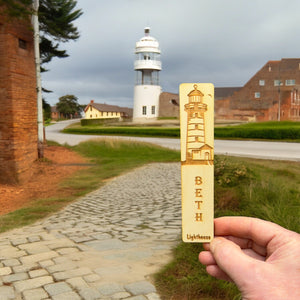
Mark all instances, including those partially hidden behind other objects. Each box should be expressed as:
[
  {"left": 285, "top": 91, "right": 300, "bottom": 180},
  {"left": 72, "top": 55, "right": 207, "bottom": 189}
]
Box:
[{"left": 0, "top": 163, "right": 182, "bottom": 299}]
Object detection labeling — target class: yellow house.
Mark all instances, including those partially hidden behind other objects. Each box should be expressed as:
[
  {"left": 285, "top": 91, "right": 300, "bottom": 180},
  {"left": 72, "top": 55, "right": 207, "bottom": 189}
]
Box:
[{"left": 84, "top": 100, "right": 132, "bottom": 120}]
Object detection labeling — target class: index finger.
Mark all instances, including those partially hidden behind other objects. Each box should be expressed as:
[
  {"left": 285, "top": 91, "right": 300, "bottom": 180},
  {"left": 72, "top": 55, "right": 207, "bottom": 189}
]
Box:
[{"left": 214, "top": 216, "right": 286, "bottom": 247}]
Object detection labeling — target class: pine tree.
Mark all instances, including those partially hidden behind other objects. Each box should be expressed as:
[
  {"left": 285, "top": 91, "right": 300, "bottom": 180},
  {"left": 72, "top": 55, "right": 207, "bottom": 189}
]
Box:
[{"left": 38, "top": 0, "right": 83, "bottom": 71}]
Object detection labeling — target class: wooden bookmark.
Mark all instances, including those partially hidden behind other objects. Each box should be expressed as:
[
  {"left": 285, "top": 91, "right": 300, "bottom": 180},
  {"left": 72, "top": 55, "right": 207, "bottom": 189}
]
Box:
[{"left": 180, "top": 83, "right": 214, "bottom": 243}]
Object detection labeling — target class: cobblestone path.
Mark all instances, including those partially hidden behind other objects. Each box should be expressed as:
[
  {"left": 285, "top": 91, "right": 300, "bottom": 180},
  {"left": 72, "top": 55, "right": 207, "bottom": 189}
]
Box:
[{"left": 0, "top": 163, "right": 181, "bottom": 300}]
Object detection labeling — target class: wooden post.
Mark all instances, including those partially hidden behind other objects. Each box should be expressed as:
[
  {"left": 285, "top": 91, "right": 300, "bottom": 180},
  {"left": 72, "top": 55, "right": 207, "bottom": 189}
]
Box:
[{"left": 180, "top": 83, "right": 214, "bottom": 243}]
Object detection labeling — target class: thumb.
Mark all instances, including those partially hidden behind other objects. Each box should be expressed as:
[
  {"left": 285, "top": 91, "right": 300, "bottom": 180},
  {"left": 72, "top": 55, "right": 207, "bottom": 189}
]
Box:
[{"left": 210, "top": 237, "right": 256, "bottom": 287}]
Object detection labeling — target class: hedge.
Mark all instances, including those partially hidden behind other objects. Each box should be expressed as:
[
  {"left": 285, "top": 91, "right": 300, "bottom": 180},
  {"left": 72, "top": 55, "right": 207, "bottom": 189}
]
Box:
[
  {"left": 214, "top": 127, "right": 300, "bottom": 140},
  {"left": 80, "top": 118, "right": 118, "bottom": 126}
]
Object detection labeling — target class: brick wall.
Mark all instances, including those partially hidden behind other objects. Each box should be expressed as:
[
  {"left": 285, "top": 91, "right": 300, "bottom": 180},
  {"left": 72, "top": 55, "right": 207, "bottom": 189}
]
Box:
[
  {"left": 215, "top": 59, "right": 300, "bottom": 121},
  {"left": 159, "top": 92, "right": 180, "bottom": 118},
  {"left": 0, "top": 14, "right": 38, "bottom": 184}
]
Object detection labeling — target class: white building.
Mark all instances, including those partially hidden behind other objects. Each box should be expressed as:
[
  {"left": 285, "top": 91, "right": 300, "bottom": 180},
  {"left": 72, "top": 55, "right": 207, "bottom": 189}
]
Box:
[{"left": 133, "top": 27, "right": 162, "bottom": 121}]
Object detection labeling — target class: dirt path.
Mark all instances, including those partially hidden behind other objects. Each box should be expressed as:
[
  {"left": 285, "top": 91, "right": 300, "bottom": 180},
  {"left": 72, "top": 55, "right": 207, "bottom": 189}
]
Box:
[{"left": 0, "top": 145, "right": 88, "bottom": 215}]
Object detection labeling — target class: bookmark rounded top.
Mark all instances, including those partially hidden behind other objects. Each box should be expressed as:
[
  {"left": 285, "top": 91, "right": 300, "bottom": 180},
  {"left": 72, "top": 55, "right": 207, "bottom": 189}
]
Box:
[{"left": 188, "top": 84, "right": 204, "bottom": 97}]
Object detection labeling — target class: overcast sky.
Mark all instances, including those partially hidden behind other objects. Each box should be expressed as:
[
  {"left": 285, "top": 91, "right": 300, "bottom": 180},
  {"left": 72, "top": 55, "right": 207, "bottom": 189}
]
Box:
[{"left": 42, "top": 0, "right": 300, "bottom": 108}]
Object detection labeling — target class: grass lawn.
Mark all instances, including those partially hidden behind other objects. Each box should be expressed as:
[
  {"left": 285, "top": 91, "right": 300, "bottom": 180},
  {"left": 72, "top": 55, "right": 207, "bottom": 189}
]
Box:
[
  {"left": 62, "top": 120, "right": 300, "bottom": 141},
  {"left": 214, "top": 121, "right": 300, "bottom": 141},
  {"left": 62, "top": 123, "right": 180, "bottom": 138},
  {"left": 155, "top": 155, "right": 300, "bottom": 300}
]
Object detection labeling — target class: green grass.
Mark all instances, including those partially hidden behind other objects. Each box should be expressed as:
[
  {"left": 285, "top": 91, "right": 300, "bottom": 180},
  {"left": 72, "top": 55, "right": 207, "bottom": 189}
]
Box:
[
  {"left": 215, "top": 121, "right": 300, "bottom": 141},
  {"left": 63, "top": 121, "right": 300, "bottom": 141},
  {"left": 155, "top": 242, "right": 239, "bottom": 300},
  {"left": 63, "top": 123, "right": 180, "bottom": 138},
  {"left": 0, "top": 197, "right": 72, "bottom": 233},
  {"left": 0, "top": 139, "right": 180, "bottom": 233},
  {"left": 70, "top": 139, "right": 180, "bottom": 180},
  {"left": 63, "top": 125, "right": 180, "bottom": 138},
  {"left": 155, "top": 156, "right": 300, "bottom": 300}
]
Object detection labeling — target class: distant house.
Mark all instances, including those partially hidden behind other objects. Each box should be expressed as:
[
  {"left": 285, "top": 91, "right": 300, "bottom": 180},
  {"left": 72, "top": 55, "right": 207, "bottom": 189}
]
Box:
[
  {"left": 215, "top": 58, "right": 300, "bottom": 121},
  {"left": 159, "top": 92, "right": 180, "bottom": 118},
  {"left": 158, "top": 88, "right": 240, "bottom": 119},
  {"left": 51, "top": 106, "right": 81, "bottom": 120},
  {"left": 159, "top": 59, "right": 300, "bottom": 122},
  {"left": 84, "top": 100, "right": 133, "bottom": 121},
  {"left": 51, "top": 106, "right": 63, "bottom": 120}
]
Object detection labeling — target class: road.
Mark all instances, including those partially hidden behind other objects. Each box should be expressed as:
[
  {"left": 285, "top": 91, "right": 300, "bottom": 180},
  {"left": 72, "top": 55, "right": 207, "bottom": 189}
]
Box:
[{"left": 46, "top": 120, "right": 300, "bottom": 161}]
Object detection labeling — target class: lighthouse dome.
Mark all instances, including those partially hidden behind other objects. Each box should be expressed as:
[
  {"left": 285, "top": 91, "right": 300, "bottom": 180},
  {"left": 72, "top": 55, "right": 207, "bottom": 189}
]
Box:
[
  {"left": 187, "top": 84, "right": 204, "bottom": 97},
  {"left": 135, "top": 27, "right": 160, "bottom": 53}
]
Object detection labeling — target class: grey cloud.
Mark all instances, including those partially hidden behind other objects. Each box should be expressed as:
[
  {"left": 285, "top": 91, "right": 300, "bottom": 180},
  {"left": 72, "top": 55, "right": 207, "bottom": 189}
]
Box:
[{"left": 43, "top": 0, "right": 300, "bottom": 107}]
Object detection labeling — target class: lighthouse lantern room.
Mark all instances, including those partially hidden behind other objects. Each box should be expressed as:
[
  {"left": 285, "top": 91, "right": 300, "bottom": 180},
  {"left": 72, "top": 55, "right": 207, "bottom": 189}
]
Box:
[{"left": 133, "top": 27, "right": 162, "bottom": 121}]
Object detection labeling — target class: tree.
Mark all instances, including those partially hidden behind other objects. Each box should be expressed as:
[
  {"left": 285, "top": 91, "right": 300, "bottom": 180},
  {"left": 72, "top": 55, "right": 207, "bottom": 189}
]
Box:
[
  {"left": 43, "top": 99, "right": 51, "bottom": 120},
  {"left": 38, "top": 0, "right": 83, "bottom": 72},
  {"left": 56, "top": 95, "right": 82, "bottom": 119}
]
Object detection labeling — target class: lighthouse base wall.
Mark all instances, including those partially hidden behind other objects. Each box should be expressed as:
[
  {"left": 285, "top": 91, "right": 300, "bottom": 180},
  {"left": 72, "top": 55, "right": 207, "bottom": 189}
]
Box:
[{"left": 133, "top": 85, "right": 162, "bottom": 121}]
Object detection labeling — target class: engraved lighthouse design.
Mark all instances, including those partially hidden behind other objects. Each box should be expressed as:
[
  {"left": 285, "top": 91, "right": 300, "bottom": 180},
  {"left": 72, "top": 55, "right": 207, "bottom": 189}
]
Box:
[{"left": 184, "top": 84, "right": 213, "bottom": 165}]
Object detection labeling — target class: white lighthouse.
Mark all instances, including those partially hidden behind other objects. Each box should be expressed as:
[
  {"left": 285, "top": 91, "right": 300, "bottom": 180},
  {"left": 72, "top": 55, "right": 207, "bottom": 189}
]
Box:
[{"left": 133, "top": 27, "right": 162, "bottom": 121}]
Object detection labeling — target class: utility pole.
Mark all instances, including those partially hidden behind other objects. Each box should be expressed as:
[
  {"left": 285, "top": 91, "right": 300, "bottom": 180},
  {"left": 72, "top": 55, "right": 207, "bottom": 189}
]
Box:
[
  {"left": 32, "top": 0, "right": 44, "bottom": 158},
  {"left": 277, "top": 64, "right": 281, "bottom": 121},
  {"left": 278, "top": 86, "right": 281, "bottom": 121}
]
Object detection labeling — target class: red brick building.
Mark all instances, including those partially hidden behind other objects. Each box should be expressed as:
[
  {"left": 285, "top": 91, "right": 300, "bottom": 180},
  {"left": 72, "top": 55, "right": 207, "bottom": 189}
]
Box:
[
  {"left": 215, "top": 58, "right": 300, "bottom": 121},
  {"left": 159, "top": 92, "right": 180, "bottom": 118},
  {"left": 51, "top": 106, "right": 64, "bottom": 120},
  {"left": 158, "top": 88, "right": 241, "bottom": 119},
  {"left": 0, "top": 13, "right": 38, "bottom": 183}
]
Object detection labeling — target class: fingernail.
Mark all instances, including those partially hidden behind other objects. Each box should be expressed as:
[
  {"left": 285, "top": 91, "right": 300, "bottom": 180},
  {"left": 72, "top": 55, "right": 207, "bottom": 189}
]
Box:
[{"left": 210, "top": 238, "right": 223, "bottom": 254}]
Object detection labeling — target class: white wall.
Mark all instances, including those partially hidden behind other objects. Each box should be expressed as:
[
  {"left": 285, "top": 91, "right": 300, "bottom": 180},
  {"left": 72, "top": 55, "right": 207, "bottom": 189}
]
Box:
[{"left": 133, "top": 85, "right": 162, "bottom": 121}]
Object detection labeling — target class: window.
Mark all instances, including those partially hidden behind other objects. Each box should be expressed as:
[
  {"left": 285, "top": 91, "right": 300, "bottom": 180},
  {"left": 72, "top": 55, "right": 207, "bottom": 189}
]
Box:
[
  {"left": 274, "top": 80, "right": 282, "bottom": 86},
  {"left": 151, "top": 105, "right": 155, "bottom": 115},
  {"left": 285, "top": 79, "right": 295, "bottom": 86},
  {"left": 171, "top": 99, "right": 179, "bottom": 106},
  {"left": 142, "top": 106, "right": 147, "bottom": 115},
  {"left": 254, "top": 92, "right": 260, "bottom": 99},
  {"left": 18, "top": 38, "right": 27, "bottom": 49},
  {"left": 259, "top": 80, "right": 265, "bottom": 86}
]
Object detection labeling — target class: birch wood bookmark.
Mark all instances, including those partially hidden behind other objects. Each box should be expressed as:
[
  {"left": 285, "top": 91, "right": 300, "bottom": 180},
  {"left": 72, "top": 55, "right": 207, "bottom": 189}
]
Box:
[{"left": 180, "top": 83, "right": 214, "bottom": 243}]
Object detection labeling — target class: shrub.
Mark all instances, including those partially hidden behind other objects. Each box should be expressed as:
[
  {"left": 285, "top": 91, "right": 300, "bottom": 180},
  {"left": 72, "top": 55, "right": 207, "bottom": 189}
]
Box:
[
  {"left": 80, "top": 118, "right": 118, "bottom": 126},
  {"left": 215, "top": 121, "right": 300, "bottom": 140}
]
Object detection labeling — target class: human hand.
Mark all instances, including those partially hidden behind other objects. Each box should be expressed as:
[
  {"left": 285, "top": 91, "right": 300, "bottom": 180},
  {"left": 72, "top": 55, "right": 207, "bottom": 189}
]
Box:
[{"left": 199, "top": 216, "right": 300, "bottom": 300}]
